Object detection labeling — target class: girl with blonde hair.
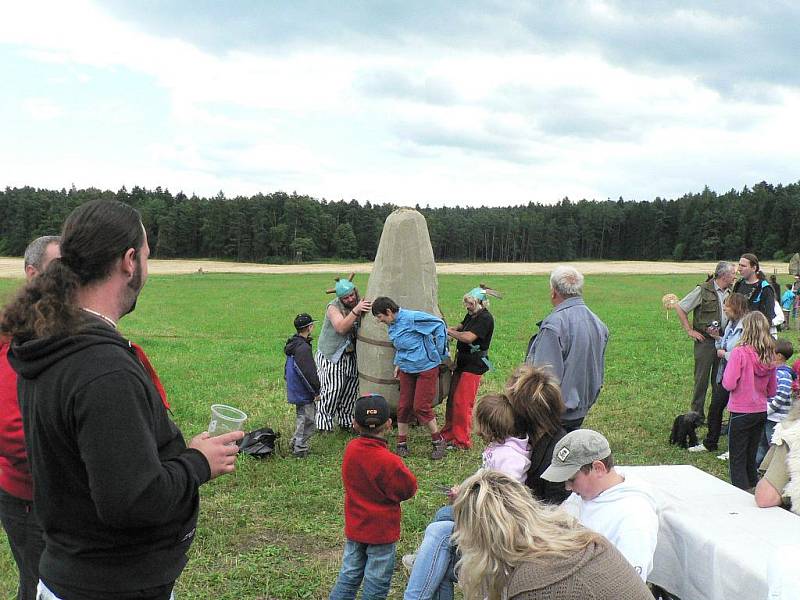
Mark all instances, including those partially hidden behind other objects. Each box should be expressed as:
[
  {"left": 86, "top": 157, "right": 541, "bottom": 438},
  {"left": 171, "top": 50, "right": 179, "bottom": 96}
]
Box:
[
  {"left": 722, "top": 310, "right": 776, "bottom": 489},
  {"left": 451, "top": 469, "right": 651, "bottom": 600}
]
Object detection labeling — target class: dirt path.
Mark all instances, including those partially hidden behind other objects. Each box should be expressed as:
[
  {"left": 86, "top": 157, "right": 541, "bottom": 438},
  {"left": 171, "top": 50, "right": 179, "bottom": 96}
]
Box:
[{"left": 0, "top": 257, "right": 790, "bottom": 278}]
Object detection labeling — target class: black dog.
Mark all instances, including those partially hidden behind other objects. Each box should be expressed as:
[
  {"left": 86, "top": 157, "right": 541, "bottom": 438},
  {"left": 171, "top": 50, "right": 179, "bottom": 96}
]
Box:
[{"left": 669, "top": 411, "right": 702, "bottom": 449}]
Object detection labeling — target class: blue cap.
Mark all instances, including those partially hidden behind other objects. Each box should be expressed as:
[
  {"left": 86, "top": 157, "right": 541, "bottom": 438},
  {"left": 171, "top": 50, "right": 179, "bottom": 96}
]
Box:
[
  {"left": 465, "top": 287, "right": 487, "bottom": 301},
  {"left": 335, "top": 279, "right": 356, "bottom": 297}
]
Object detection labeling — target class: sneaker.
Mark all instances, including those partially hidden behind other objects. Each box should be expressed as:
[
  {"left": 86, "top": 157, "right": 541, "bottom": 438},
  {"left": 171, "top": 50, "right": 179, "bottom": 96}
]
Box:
[
  {"left": 688, "top": 444, "right": 707, "bottom": 453},
  {"left": 396, "top": 443, "right": 410, "bottom": 458},
  {"left": 717, "top": 451, "right": 729, "bottom": 460},
  {"left": 431, "top": 438, "right": 447, "bottom": 460},
  {"left": 402, "top": 553, "right": 417, "bottom": 573}
]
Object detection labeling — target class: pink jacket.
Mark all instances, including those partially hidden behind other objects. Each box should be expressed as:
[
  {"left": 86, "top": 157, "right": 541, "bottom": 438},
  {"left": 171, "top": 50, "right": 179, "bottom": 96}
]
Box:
[{"left": 722, "top": 345, "right": 776, "bottom": 413}]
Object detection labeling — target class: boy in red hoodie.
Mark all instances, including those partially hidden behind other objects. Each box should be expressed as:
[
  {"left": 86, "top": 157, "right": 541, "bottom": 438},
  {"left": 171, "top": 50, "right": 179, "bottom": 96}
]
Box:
[{"left": 329, "top": 394, "right": 418, "bottom": 600}]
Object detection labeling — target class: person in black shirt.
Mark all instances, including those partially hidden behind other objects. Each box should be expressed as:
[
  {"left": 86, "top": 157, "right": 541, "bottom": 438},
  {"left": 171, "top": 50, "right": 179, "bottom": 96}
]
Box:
[
  {"left": 441, "top": 287, "right": 496, "bottom": 449},
  {"left": 733, "top": 253, "right": 776, "bottom": 324}
]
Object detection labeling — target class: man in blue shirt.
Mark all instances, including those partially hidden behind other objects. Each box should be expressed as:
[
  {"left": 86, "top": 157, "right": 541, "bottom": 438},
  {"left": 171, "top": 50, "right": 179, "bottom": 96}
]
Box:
[{"left": 372, "top": 297, "right": 449, "bottom": 460}]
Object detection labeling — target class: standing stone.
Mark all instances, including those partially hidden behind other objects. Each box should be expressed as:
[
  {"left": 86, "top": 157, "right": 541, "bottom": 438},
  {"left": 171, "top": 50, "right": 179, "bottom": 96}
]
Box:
[{"left": 357, "top": 208, "right": 448, "bottom": 411}]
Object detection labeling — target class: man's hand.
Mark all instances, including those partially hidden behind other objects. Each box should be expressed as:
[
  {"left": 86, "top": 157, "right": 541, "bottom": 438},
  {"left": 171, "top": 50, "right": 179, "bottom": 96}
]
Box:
[
  {"left": 393, "top": 366, "right": 400, "bottom": 379},
  {"left": 190, "top": 431, "right": 244, "bottom": 479},
  {"left": 686, "top": 329, "right": 705, "bottom": 342},
  {"left": 354, "top": 299, "right": 372, "bottom": 316},
  {"left": 717, "top": 348, "right": 726, "bottom": 358}
]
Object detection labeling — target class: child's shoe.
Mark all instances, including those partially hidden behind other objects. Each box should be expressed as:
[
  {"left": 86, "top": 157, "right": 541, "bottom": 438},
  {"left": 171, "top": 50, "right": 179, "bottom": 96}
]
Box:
[
  {"left": 431, "top": 438, "right": 447, "bottom": 460},
  {"left": 396, "top": 443, "right": 410, "bottom": 458}
]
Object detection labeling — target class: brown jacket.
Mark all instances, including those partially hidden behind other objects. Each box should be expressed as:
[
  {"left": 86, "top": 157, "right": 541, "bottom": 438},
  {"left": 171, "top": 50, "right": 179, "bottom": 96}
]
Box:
[{"left": 507, "top": 537, "right": 651, "bottom": 600}]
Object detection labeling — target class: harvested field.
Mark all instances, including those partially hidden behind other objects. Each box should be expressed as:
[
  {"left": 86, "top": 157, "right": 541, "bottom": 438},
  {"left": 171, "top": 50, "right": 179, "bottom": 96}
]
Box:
[{"left": 0, "top": 257, "right": 791, "bottom": 278}]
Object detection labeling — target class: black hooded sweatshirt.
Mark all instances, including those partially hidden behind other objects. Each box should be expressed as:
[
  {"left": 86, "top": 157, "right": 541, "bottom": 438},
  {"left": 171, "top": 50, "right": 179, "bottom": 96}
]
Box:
[{"left": 9, "top": 316, "right": 210, "bottom": 598}]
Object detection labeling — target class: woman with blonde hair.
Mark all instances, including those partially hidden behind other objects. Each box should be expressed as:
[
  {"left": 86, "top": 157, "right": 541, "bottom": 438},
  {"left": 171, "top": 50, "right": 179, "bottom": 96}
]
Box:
[
  {"left": 722, "top": 310, "right": 776, "bottom": 489},
  {"left": 451, "top": 469, "right": 651, "bottom": 600}
]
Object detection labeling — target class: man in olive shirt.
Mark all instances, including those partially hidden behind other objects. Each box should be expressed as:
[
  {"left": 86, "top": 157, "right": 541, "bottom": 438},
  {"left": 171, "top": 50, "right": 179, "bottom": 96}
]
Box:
[{"left": 674, "top": 262, "right": 735, "bottom": 421}]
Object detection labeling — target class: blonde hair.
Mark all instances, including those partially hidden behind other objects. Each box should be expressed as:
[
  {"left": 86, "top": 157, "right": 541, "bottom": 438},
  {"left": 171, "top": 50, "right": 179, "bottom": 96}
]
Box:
[
  {"left": 452, "top": 470, "right": 598, "bottom": 600},
  {"left": 475, "top": 394, "right": 518, "bottom": 444},
  {"left": 505, "top": 365, "right": 564, "bottom": 445},
  {"left": 737, "top": 311, "right": 775, "bottom": 364}
]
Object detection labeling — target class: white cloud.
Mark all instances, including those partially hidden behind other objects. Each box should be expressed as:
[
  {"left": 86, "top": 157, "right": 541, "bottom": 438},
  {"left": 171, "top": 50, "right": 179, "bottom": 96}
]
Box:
[
  {"left": 0, "top": 1, "right": 798, "bottom": 206},
  {"left": 21, "top": 98, "right": 63, "bottom": 121}
]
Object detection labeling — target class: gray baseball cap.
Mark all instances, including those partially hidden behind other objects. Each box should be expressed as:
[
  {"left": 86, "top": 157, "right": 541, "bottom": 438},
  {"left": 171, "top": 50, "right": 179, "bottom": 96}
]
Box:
[{"left": 541, "top": 429, "right": 611, "bottom": 482}]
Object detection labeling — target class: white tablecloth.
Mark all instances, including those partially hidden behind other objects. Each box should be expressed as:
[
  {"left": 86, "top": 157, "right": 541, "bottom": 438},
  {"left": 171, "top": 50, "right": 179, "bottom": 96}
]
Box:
[{"left": 623, "top": 465, "right": 800, "bottom": 600}]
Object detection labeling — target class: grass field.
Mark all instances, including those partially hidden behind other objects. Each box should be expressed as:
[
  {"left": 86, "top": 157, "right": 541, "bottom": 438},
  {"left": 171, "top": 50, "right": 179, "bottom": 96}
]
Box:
[{"left": 1, "top": 271, "right": 798, "bottom": 599}]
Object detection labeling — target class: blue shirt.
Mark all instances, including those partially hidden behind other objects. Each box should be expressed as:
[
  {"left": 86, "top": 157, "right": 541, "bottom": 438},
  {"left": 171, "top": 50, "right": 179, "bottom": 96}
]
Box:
[
  {"left": 388, "top": 308, "right": 448, "bottom": 374},
  {"left": 781, "top": 290, "right": 795, "bottom": 310}
]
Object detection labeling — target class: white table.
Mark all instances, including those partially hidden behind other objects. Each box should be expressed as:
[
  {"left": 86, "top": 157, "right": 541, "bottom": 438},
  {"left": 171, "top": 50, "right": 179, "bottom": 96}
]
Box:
[{"left": 623, "top": 465, "right": 800, "bottom": 600}]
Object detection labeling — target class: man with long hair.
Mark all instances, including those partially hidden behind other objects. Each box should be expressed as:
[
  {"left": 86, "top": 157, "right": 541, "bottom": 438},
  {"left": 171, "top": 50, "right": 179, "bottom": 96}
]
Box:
[{"left": 1, "top": 200, "right": 242, "bottom": 600}]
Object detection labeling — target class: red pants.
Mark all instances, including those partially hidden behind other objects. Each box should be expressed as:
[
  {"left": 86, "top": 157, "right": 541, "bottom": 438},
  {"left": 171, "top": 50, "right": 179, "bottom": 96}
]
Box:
[
  {"left": 441, "top": 371, "right": 482, "bottom": 448},
  {"left": 397, "top": 367, "right": 439, "bottom": 425}
]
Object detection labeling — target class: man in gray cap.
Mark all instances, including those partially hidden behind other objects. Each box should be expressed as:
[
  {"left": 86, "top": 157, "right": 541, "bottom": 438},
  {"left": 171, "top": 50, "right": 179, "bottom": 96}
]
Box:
[{"left": 542, "top": 429, "right": 659, "bottom": 582}]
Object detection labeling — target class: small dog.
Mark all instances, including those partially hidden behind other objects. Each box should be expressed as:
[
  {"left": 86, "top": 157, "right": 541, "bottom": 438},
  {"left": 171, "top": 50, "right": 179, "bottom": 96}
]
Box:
[{"left": 669, "top": 411, "right": 702, "bottom": 449}]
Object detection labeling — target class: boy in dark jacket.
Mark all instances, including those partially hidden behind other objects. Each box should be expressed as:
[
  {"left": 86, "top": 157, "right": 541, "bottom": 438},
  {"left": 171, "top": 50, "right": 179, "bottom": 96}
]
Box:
[
  {"left": 330, "top": 394, "right": 418, "bottom": 600},
  {"left": 284, "top": 313, "right": 321, "bottom": 458}
]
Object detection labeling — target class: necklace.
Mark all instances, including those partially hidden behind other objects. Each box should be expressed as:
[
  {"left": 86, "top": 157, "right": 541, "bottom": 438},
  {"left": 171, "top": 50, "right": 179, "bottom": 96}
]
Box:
[{"left": 81, "top": 307, "right": 117, "bottom": 329}]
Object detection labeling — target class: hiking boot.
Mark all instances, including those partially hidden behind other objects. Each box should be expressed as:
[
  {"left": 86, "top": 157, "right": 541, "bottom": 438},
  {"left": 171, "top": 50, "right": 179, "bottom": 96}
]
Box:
[
  {"left": 688, "top": 444, "right": 707, "bottom": 453},
  {"left": 396, "top": 443, "right": 410, "bottom": 458},
  {"left": 402, "top": 553, "right": 417, "bottom": 573},
  {"left": 431, "top": 438, "right": 447, "bottom": 460}
]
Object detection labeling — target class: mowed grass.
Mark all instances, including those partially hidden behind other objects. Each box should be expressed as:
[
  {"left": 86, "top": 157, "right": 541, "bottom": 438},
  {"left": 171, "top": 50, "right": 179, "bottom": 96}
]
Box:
[{"left": 2, "top": 271, "right": 798, "bottom": 599}]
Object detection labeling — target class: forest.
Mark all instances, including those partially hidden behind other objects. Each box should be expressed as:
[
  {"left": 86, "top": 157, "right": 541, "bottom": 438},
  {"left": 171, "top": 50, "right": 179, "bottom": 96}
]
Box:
[{"left": 1, "top": 180, "right": 799, "bottom": 263}]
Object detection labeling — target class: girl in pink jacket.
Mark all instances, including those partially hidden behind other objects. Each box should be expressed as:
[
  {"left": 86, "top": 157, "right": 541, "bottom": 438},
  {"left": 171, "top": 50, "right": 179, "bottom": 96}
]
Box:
[{"left": 722, "top": 311, "right": 776, "bottom": 490}]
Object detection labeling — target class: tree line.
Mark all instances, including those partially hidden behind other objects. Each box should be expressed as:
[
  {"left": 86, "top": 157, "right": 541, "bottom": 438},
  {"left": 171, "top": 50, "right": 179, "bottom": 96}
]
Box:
[{"left": 1, "top": 181, "right": 799, "bottom": 263}]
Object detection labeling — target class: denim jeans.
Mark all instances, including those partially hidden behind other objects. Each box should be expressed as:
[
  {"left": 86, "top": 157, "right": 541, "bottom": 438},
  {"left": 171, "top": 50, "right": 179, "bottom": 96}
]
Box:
[
  {"left": 404, "top": 506, "right": 457, "bottom": 600},
  {"left": 756, "top": 419, "right": 778, "bottom": 467},
  {"left": 330, "top": 540, "right": 396, "bottom": 600},
  {"left": 0, "top": 488, "right": 44, "bottom": 600}
]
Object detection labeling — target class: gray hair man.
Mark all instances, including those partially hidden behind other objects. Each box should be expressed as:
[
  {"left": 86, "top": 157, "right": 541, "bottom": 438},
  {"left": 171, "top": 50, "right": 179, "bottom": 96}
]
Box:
[
  {"left": 526, "top": 266, "right": 609, "bottom": 432},
  {"left": 674, "top": 261, "right": 735, "bottom": 422},
  {"left": 0, "top": 235, "right": 60, "bottom": 600}
]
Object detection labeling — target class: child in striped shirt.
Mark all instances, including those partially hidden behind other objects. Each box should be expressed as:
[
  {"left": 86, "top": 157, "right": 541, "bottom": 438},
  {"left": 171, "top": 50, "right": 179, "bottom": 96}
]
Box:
[{"left": 757, "top": 339, "right": 796, "bottom": 465}]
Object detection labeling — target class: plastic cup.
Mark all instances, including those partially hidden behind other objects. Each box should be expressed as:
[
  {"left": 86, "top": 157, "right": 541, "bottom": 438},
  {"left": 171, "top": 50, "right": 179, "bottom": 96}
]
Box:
[{"left": 208, "top": 404, "right": 247, "bottom": 437}]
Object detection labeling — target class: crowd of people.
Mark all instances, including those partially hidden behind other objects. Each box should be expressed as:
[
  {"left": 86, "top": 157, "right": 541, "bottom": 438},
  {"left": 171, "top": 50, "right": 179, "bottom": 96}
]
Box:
[
  {"left": 1, "top": 198, "right": 799, "bottom": 599},
  {"left": 675, "top": 256, "right": 800, "bottom": 497}
]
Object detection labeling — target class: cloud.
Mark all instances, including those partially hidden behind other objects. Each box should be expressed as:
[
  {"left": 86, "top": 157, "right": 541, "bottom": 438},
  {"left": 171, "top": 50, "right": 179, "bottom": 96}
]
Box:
[{"left": 21, "top": 98, "right": 63, "bottom": 121}]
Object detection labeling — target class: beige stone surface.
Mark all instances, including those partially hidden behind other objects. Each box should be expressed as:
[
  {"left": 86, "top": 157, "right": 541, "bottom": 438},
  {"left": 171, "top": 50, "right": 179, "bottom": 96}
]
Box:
[{"left": 357, "top": 208, "right": 443, "bottom": 409}]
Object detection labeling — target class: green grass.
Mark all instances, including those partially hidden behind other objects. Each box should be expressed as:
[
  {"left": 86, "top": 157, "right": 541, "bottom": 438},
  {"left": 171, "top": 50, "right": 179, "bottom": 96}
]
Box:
[{"left": 1, "top": 271, "right": 797, "bottom": 599}]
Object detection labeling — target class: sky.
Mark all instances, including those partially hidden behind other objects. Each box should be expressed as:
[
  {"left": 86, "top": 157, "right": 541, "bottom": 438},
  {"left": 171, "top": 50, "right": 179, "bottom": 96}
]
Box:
[{"left": 1, "top": 1, "right": 799, "bottom": 207}]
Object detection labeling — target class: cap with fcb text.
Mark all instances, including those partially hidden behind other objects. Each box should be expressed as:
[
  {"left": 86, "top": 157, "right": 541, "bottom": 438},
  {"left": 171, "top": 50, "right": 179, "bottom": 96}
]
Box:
[{"left": 354, "top": 394, "right": 390, "bottom": 430}]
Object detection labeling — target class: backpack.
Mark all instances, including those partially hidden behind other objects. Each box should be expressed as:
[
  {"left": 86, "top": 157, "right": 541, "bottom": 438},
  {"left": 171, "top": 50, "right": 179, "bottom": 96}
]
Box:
[{"left": 238, "top": 427, "right": 280, "bottom": 458}]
